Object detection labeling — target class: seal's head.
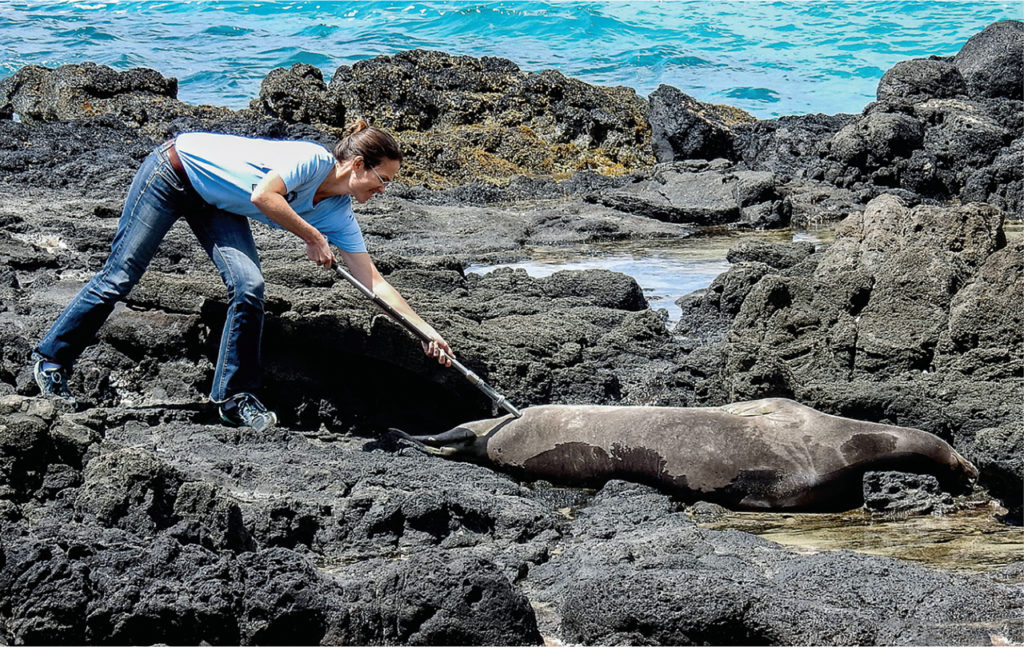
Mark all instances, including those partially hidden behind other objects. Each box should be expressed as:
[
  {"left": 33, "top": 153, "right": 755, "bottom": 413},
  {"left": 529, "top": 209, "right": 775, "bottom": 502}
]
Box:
[
  {"left": 390, "top": 416, "right": 514, "bottom": 459},
  {"left": 390, "top": 425, "right": 486, "bottom": 458}
]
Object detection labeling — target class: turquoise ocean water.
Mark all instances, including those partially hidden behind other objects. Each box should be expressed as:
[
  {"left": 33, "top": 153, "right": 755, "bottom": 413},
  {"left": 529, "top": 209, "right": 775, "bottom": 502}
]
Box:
[{"left": 1, "top": 1, "right": 1020, "bottom": 118}]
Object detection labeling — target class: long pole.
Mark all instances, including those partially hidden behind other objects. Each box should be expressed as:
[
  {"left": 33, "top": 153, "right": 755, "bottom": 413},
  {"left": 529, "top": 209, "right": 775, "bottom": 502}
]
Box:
[{"left": 331, "top": 262, "right": 523, "bottom": 418}]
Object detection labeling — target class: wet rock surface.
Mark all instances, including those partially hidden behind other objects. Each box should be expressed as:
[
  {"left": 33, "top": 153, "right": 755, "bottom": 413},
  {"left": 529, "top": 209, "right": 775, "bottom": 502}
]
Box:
[
  {"left": 590, "top": 160, "right": 790, "bottom": 228},
  {"left": 527, "top": 481, "right": 1019, "bottom": 646},
  {"left": 1, "top": 19, "right": 1022, "bottom": 646}
]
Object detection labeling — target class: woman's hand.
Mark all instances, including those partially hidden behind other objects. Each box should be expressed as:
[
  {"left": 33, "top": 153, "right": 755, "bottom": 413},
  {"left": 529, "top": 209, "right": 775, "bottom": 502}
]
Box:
[
  {"left": 305, "top": 234, "right": 335, "bottom": 268},
  {"left": 422, "top": 336, "right": 454, "bottom": 366}
]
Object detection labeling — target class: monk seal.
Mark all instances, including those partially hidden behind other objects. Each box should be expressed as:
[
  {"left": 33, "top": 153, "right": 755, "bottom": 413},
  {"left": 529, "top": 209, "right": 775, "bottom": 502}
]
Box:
[{"left": 396, "top": 397, "right": 978, "bottom": 511}]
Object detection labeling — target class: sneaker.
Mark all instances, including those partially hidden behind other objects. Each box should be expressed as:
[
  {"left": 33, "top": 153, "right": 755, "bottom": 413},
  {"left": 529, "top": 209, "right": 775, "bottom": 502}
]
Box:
[
  {"left": 219, "top": 393, "right": 278, "bottom": 432},
  {"left": 33, "top": 359, "right": 77, "bottom": 406}
]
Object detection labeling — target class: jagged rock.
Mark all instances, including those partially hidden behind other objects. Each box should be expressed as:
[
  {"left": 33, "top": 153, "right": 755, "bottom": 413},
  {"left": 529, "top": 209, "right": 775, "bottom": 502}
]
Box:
[
  {"left": 49, "top": 417, "right": 102, "bottom": 469},
  {"left": 75, "top": 447, "right": 184, "bottom": 534},
  {"left": 725, "top": 196, "right": 1006, "bottom": 384},
  {"left": 330, "top": 553, "right": 543, "bottom": 645},
  {"left": 648, "top": 84, "right": 755, "bottom": 162},
  {"left": 921, "top": 104, "right": 1011, "bottom": 171},
  {"left": 257, "top": 49, "right": 656, "bottom": 186},
  {"left": 250, "top": 63, "right": 339, "bottom": 126},
  {"left": 0, "top": 231, "right": 61, "bottom": 270},
  {"left": 172, "top": 481, "right": 255, "bottom": 552},
  {"left": 962, "top": 137, "right": 1024, "bottom": 216},
  {"left": 733, "top": 113, "right": 856, "bottom": 182},
  {"left": 953, "top": 20, "right": 1024, "bottom": 100},
  {"left": 100, "top": 310, "right": 204, "bottom": 361},
  {"left": 726, "top": 21, "right": 1024, "bottom": 214},
  {"left": 877, "top": 58, "right": 968, "bottom": 103},
  {"left": 0, "top": 404, "right": 52, "bottom": 500},
  {"left": 957, "top": 422, "right": 1023, "bottom": 525},
  {"left": 0, "top": 63, "right": 232, "bottom": 131},
  {"left": 862, "top": 470, "right": 955, "bottom": 516},
  {"left": 676, "top": 195, "right": 1020, "bottom": 512},
  {"left": 672, "top": 239, "right": 820, "bottom": 347},
  {"left": 816, "top": 194, "right": 1003, "bottom": 277},
  {"left": 530, "top": 480, "right": 1020, "bottom": 645},
  {"left": 539, "top": 270, "right": 648, "bottom": 311},
  {"left": 0, "top": 63, "right": 175, "bottom": 122},
  {"left": 934, "top": 237, "right": 1023, "bottom": 380},
  {"left": 828, "top": 109, "right": 925, "bottom": 174},
  {"left": 0, "top": 22, "right": 1022, "bottom": 646},
  {"left": 0, "top": 116, "right": 155, "bottom": 200},
  {"left": 674, "top": 262, "right": 774, "bottom": 344}
]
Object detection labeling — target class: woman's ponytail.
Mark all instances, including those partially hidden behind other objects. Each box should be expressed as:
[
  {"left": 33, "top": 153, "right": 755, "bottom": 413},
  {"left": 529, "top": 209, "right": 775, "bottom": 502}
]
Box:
[{"left": 334, "top": 118, "right": 402, "bottom": 167}]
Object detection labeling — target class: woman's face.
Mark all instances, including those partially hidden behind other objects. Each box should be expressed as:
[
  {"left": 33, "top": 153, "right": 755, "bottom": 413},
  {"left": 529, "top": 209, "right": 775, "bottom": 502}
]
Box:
[{"left": 353, "top": 156, "right": 400, "bottom": 203}]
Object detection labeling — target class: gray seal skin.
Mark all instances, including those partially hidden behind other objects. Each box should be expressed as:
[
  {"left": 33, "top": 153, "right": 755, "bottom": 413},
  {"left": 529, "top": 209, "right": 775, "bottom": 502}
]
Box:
[{"left": 398, "top": 398, "right": 978, "bottom": 511}]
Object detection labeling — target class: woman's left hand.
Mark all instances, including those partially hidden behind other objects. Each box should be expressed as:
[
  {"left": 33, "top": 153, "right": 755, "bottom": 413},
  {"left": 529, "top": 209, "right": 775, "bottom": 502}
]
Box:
[{"left": 422, "top": 337, "right": 454, "bottom": 366}]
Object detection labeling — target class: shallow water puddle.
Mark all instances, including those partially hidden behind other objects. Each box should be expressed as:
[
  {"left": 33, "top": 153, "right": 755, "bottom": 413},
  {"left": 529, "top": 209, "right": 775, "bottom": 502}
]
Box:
[
  {"left": 696, "top": 506, "right": 1023, "bottom": 574},
  {"left": 466, "top": 229, "right": 832, "bottom": 327}
]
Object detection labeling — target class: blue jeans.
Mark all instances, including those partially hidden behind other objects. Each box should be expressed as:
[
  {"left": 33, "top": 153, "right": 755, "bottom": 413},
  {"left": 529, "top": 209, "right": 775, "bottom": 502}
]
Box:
[{"left": 35, "top": 142, "right": 265, "bottom": 403}]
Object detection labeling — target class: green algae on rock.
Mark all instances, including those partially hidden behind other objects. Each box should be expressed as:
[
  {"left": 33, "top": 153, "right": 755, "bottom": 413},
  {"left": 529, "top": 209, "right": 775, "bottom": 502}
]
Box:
[{"left": 254, "top": 50, "right": 656, "bottom": 187}]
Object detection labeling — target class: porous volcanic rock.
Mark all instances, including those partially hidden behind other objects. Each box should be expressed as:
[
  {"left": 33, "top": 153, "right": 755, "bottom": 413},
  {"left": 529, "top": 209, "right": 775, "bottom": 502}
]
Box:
[
  {"left": 952, "top": 20, "right": 1024, "bottom": 100},
  {"left": 862, "top": 470, "right": 956, "bottom": 516},
  {"left": 732, "top": 113, "right": 857, "bottom": 182},
  {"left": 724, "top": 20, "right": 1023, "bottom": 217},
  {"left": 815, "top": 20, "right": 1023, "bottom": 213},
  {"left": 876, "top": 57, "right": 969, "bottom": 104},
  {"left": 674, "top": 240, "right": 818, "bottom": 347},
  {"left": 251, "top": 63, "right": 341, "bottom": 126},
  {"left": 253, "top": 50, "right": 656, "bottom": 187},
  {"left": 2, "top": 21, "right": 1023, "bottom": 645},
  {"left": 527, "top": 480, "right": 1022, "bottom": 645},
  {"left": 0, "top": 401, "right": 555, "bottom": 644},
  {"left": 0, "top": 63, "right": 234, "bottom": 131},
  {"left": 828, "top": 108, "right": 926, "bottom": 178}
]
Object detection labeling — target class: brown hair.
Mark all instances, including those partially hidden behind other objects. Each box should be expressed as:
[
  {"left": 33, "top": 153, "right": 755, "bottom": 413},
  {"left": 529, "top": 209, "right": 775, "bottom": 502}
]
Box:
[{"left": 333, "top": 118, "right": 402, "bottom": 168}]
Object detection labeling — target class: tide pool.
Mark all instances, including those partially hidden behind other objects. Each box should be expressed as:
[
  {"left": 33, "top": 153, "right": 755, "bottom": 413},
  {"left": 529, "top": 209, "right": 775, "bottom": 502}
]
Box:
[{"left": 465, "top": 229, "right": 826, "bottom": 328}]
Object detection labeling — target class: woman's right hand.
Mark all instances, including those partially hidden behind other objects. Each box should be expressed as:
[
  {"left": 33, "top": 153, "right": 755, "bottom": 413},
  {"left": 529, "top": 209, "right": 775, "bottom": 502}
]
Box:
[{"left": 305, "top": 235, "right": 335, "bottom": 268}]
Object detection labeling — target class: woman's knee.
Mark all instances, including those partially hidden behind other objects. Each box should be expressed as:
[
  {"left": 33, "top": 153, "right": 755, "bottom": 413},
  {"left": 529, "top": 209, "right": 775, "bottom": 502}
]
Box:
[
  {"left": 88, "top": 267, "right": 136, "bottom": 301},
  {"left": 226, "top": 267, "right": 265, "bottom": 305}
]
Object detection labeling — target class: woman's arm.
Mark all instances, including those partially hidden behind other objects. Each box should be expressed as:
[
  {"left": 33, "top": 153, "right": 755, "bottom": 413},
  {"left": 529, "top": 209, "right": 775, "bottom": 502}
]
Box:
[
  {"left": 251, "top": 173, "right": 451, "bottom": 364},
  {"left": 250, "top": 172, "right": 334, "bottom": 267},
  {"left": 340, "top": 250, "right": 454, "bottom": 366}
]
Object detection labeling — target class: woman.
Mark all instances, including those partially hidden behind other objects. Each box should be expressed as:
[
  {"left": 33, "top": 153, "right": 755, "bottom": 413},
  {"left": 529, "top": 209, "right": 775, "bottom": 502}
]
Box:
[{"left": 33, "top": 120, "right": 453, "bottom": 431}]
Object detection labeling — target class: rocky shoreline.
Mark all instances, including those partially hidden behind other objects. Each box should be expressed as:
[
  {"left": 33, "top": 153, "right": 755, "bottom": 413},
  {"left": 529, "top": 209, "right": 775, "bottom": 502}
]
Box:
[{"left": 0, "top": 19, "right": 1021, "bottom": 646}]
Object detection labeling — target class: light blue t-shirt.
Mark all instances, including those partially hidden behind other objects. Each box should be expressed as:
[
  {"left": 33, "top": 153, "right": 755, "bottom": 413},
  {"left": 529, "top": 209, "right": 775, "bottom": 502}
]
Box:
[{"left": 174, "top": 132, "right": 367, "bottom": 253}]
